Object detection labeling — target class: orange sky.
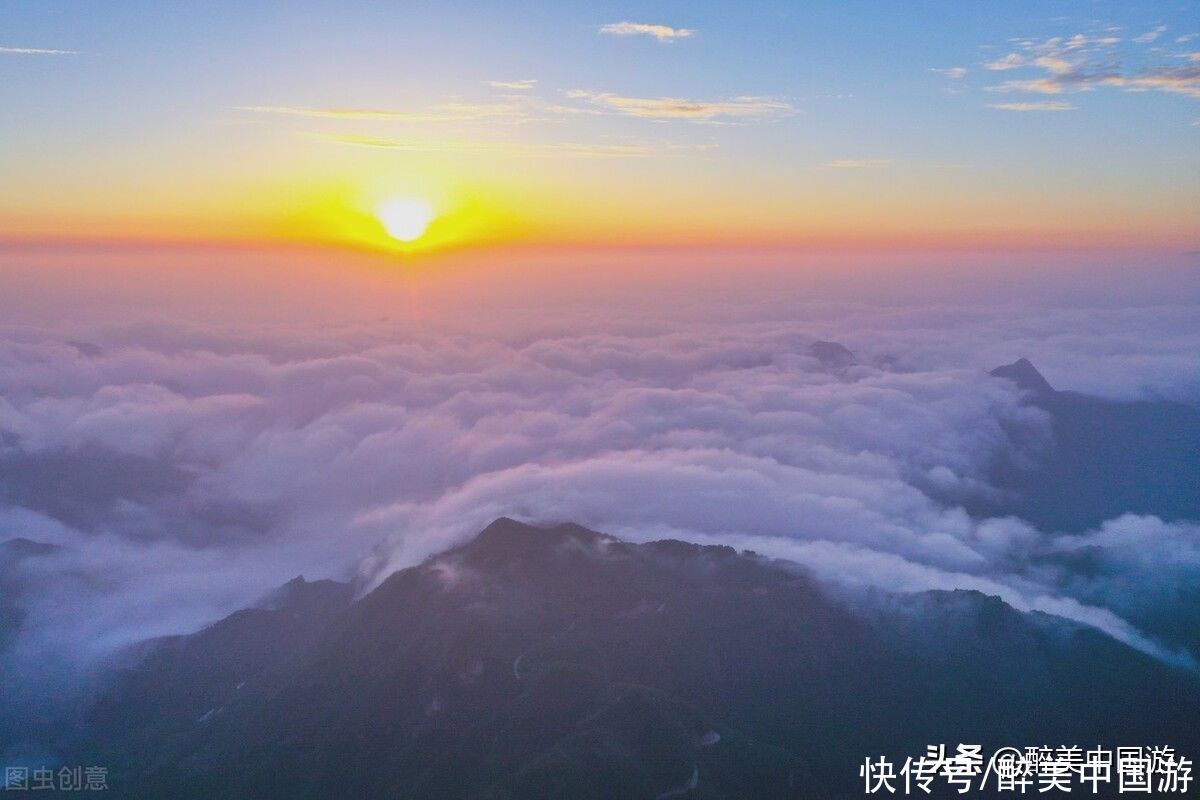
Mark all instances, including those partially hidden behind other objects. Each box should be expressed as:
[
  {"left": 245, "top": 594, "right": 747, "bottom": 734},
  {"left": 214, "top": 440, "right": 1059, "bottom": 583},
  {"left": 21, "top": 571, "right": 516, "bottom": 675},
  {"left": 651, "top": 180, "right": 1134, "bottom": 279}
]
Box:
[{"left": 2, "top": 3, "right": 1198, "bottom": 260}]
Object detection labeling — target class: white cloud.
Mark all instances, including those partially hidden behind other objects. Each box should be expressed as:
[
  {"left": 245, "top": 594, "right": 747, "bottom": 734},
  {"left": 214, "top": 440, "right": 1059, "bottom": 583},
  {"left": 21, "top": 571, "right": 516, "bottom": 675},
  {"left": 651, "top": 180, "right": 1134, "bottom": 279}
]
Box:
[
  {"left": 235, "top": 102, "right": 536, "bottom": 123},
  {"left": 825, "top": 159, "right": 892, "bottom": 168},
  {"left": 1134, "top": 25, "right": 1167, "bottom": 44},
  {"left": 313, "top": 133, "right": 665, "bottom": 158},
  {"left": 486, "top": 79, "right": 537, "bottom": 90},
  {"left": 985, "top": 53, "right": 1025, "bottom": 71},
  {"left": 564, "top": 90, "right": 793, "bottom": 121},
  {"left": 599, "top": 21, "right": 694, "bottom": 43},
  {"left": 0, "top": 46, "right": 75, "bottom": 55},
  {"left": 987, "top": 78, "right": 1066, "bottom": 94},
  {"left": 988, "top": 101, "right": 1076, "bottom": 111},
  {"left": 982, "top": 30, "right": 1200, "bottom": 100},
  {"left": 3, "top": 295, "right": 1200, "bottom": 701},
  {"left": 930, "top": 67, "right": 968, "bottom": 79}
]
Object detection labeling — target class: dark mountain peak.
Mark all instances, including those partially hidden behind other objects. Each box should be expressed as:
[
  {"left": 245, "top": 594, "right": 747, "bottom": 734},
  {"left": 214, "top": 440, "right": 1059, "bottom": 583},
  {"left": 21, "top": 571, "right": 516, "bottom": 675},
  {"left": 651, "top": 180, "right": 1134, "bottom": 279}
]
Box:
[
  {"left": 990, "top": 357, "right": 1055, "bottom": 394},
  {"left": 464, "top": 517, "right": 613, "bottom": 559},
  {"left": 807, "top": 340, "right": 858, "bottom": 368},
  {"left": 261, "top": 575, "right": 353, "bottom": 614},
  {"left": 65, "top": 340, "right": 104, "bottom": 358},
  {"left": 0, "top": 537, "right": 61, "bottom": 563}
]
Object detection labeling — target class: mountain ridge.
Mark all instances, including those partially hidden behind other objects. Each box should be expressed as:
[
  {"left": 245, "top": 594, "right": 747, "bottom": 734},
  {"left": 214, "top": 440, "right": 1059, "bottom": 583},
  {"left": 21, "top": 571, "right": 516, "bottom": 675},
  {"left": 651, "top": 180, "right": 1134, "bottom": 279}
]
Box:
[{"left": 63, "top": 518, "right": 1200, "bottom": 799}]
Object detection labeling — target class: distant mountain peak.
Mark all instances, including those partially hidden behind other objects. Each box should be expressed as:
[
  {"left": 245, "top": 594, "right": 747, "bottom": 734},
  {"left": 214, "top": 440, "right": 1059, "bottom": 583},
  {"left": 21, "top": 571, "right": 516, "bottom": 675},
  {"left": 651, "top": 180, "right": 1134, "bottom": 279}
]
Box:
[
  {"left": 990, "top": 358, "right": 1054, "bottom": 394},
  {"left": 261, "top": 574, "right": 353, "bottom": 613},
  {"left": 65, "top": 340, "right": 103, "bottom": 358},
  {"left": 807, "top": 340, "right": 858, "bottom": 368},
  {"left": 0, "top": 537, "right": 61, "bottom": 563},
  {"left": 462, "top": 517, "right": 613, "bottom": 559}
]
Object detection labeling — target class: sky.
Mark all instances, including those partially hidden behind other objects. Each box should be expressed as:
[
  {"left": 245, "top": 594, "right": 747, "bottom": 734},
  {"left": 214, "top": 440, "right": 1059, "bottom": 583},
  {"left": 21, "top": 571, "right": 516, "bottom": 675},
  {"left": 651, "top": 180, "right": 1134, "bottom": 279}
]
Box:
[{"left": 1, "top": 0, "right": 1198, "bottom": 260}]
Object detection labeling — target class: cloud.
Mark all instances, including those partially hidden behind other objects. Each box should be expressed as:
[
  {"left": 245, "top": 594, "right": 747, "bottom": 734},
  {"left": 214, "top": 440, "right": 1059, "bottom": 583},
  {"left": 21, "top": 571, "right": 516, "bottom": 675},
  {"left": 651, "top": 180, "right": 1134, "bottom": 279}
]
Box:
[
  {"left": 1133, "top": 25, "right": 1167, "bottom": 44},
  {"left": 985, "top": 53, "right": 1026, "bottom": 71},
  {"left": 982, "top": 30, "right": 1200, "bottom": 100},
  {"left": 235, "top": 101, "right": 536, "bottom": 123},
  {"left": 564, "top": 90, "right": 794, "bottom": 121},
  {"left": 1001, "top": 67, "right": 1200, "bottom": 100},
  {"left": 988, "top": 101, "right": 1077, "bottom": 111},
  {"left": 599, "top": 22, "right": 694, "bottom": 43},
  {"left": 987, "top": 78, "right": 1066, "bottom": 94},
  {"left": 1097, "top": 64, "right": 1200, "bottom": 98},
  {"left": 930, "top": 67, "right": 967, "bottom": 79},
  {"left": 238, "top": 86, "right": 796, "bottom": 133},
  {"left": 2, "top": 294, "right": 1199, "bottom": 718},
  {"left": 825, "top": 159, "right": 892, "bottom": 168},
  {"left": 0, "top": 46, "right": 75, "bottom": 55},
  {"left": 236, "top": 106, "right": 417, "bottom": 120},
  {"left": 486, "top": 79, "right": 537, "bottom": 90},
  {"left": 313, "top": 133, "right": 667, "bottom": 158}
]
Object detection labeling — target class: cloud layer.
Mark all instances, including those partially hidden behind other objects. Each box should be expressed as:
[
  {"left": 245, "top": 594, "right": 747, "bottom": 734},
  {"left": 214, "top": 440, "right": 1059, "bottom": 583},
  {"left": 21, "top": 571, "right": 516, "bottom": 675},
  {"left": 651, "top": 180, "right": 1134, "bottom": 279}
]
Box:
[{"left": 2, "top": 290, "right": 1199, "bottom": 706}]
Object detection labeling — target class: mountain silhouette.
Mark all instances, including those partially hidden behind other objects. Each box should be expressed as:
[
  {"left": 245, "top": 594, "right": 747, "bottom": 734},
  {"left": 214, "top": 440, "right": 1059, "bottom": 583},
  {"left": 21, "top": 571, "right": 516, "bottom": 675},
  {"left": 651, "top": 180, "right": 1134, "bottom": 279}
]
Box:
[
  {"left": 68, "top": 519, "right": 1200, "bottom": 799},
  {"left": 807, "top": 340, "right": 858, "bottom": 368},
  {"left": 989, "top": 358, "right": 1054, "bottom": 394},
  {"left": 980, "top": 359, "right": 1200, "bottom": 532}
]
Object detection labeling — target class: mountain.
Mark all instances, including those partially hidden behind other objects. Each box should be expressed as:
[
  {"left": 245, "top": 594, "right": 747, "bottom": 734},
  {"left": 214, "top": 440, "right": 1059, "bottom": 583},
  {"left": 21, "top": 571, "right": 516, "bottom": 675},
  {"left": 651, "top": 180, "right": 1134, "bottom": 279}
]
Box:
[
  {"left": 0, "top": 538, "right": 61, "bottom": 649},
  {"left": 68, "top": 519, "right": 1200, "bottom": 799},
  {"left": 0, "top": 538, "right": 65, "bottom": 764},
  {"left": 86, "top": 575, "right": 354, "bottom": 744},
  {"left": 806, "top": 340, "right": 858, "bottom": 369},
  {"left": 989, "top": 358, "right": 1054, "bottom": 395},
  {"left": 954, "top": 360, "right": 1200, "bottom": 659},
  {"left": 985, "top": 359, "right": 1200, "bottom": 531},
  {"left": 0, "top": 537, "right": 61, "bottom": 564}
]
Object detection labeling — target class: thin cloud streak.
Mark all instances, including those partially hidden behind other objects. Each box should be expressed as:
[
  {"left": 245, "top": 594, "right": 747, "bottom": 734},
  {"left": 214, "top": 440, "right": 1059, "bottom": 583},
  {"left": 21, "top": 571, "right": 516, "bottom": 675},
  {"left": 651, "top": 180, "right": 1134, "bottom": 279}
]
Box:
[
  {"left": 0, "top": 46, "right": 75, "bottom": 55},
  {"left": 487, "top": 79, "right": 537, "bottom": 90},
  {"left": 235, "top": 102, "right": 536, "bottom": 123},
  {"left": 989, "top": 101, "right": 1077, "bottom": 112},
  {"left": 313, "top": 133, "right": 671, "bottom": 158},
  {"left": 564, "top": 90, "right": 794, "bottom": 121},
  {"left": 1134, "top": 25, "right": 1168, "bottom": 44},
  {"left": 988, "top": 79, "right": 1067, "bottom": 95},
  {"left": 985, "top": 53, "right": 1026, "bottom": 71},
  {"left": 825, "top": 159, "right": 892, "bottom": 168},
  {"left": 599, "top": 21, "right": 694, "bottom": 42}
]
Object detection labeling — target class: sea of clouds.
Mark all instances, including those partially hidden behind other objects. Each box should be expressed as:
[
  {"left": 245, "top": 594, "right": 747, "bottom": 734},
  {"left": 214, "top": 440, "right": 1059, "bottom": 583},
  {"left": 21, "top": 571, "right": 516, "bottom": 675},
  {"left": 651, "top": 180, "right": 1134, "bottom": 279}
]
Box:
[{"left": 1, "top": 291, "right": 1199, "bottom": 714}]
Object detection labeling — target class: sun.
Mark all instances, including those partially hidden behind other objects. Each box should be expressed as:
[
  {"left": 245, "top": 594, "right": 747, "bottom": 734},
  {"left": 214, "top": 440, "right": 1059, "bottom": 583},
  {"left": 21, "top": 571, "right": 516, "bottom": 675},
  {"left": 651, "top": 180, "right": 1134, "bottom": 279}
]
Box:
[{"left": 375, "top": 196, "right": 436, "bottom": 243}]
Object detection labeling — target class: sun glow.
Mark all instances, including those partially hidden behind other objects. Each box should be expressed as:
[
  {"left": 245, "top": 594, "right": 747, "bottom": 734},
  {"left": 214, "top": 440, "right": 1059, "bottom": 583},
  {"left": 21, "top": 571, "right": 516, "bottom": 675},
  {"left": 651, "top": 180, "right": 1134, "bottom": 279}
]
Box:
[
  {"left": 376, "top": 196, "right": 436, "bottom": 242},
  {"left": 273, "top": 181, "right": 523, "bottom": 257}
]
